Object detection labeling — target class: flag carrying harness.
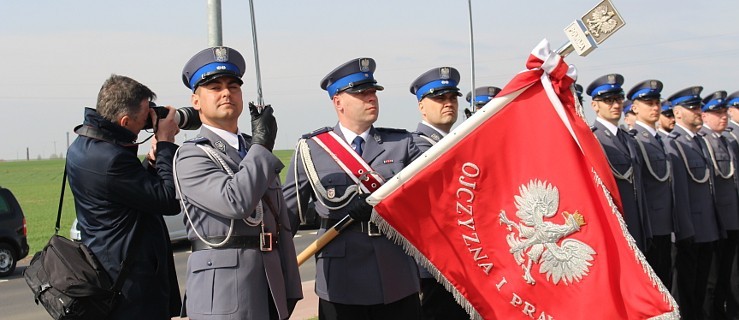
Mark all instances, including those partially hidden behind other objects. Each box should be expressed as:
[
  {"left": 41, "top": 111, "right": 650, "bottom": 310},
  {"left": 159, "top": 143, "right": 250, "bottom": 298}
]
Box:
[{"left": 292, "top": 131, "right": 385, "bottom": 220}]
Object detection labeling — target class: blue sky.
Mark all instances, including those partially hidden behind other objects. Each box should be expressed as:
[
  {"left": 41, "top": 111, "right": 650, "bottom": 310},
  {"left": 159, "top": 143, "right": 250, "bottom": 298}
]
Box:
[{"left": 2, "top": 0, "right": 739, "bottom": 160}]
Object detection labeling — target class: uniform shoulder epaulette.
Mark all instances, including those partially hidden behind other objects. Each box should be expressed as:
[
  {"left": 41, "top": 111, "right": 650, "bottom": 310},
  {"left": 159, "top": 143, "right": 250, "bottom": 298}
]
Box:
[
  {"left": 668, "top": 131, "right": 680, "bottom": 139},
  {"left": 590, "top": 126, "right": 597, "bottom": 132},
  {"left": 184, "top": 136, "right": 210, "bottom": 144},
  {"left": 302, "top": 127, "right": 332, "bottom": 139},
  {"left": 376, "top": 127, "right": 409, "bottom": 133},
  {"left": 628, "top": 129, "right": 637, "bottom": 136},
  {"left": 726, "top": 127, "right": 734, "bottom": 132}
]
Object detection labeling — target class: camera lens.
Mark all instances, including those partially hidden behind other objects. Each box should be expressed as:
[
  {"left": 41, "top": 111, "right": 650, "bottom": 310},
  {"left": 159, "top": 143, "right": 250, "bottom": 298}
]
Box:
[
  {"left": 175, "top": 107, "right": 201, "bottom": 130},
  {"left": 145, "top": 106, "right": 201, "bottom": 130}
]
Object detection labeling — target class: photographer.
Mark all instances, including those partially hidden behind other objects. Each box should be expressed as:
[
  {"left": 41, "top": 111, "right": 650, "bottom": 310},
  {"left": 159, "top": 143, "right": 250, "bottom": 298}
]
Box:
[{"left": 66, "top": 74, "right": 182, "bottom": 319}]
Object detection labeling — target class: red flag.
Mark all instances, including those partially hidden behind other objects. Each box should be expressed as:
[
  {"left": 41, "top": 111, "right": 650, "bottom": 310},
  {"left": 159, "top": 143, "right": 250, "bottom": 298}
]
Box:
[{"left": 368, "top": 40, "right": 678, "bottom": 320}]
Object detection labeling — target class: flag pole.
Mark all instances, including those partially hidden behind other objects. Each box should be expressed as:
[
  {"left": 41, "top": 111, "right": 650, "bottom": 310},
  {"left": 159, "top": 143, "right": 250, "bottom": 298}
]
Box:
[
  {"left": 467, "top": 0, "right": 477, "bottom": 113},
  {"left": 248, "top": 0, "right": 265, "bottom": 106},
  {"left": 297, "top": 216, "right": 354, "bottom": 266}
]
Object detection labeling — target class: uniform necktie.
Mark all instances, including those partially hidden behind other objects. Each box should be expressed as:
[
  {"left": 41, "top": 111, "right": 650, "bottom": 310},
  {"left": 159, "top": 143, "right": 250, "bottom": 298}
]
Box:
[
  {"left": 695, "top": 135, "right": 709, "bottom": 160},
  {"left": 238, "top": 135, "right": 247, "bottom": 158},
  {"left": 616, "top": 129, "right": 629, "bottom": 149},
  {"left": 719, "top": 135, "right": 730, "bottom": 151},
  {"left": 351, "top": 136, "right": 364, "bottom": 156},
  {"left": 655, "top": 133, "right": 664, "bottom": 149}
]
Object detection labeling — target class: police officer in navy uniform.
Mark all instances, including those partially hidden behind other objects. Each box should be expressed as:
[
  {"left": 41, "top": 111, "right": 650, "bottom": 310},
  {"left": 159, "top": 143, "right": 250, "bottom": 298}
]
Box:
[
  {"left": 587, "top": 74, "right": 651, "bottom": 252},
  {"left": 174, "top": 46, "right": 302, "bottom": 320},
  {"left": 698, "top": 91, "right": 739, "bottom": 319},
  {"left": 574, "top": 83, "right": 584, "bottom": 106},
  {"left": 627, "top": 80, "right": 675, "bottom": 289},
  {"left": 725, "top": 91, "right": 739, "bottom": 319},
  {"left": 664, "top": 86, "right": 720, "bottom": 320},
  {"left": 409, "top": 67, "right": 468, "bottom": 320},
  {"left": 282, "top": 58, "right": 423, "bottom": 320},
  {"left": 622, "top": 99, "right": 636, "bottom": 131},
  {"left": 658, "top": 100, "right": 676, "bottom": 138},
  {"left": 411, "top": 67, "right": 462, "bottom": 148},
  {"left": 725, "top": 91, "right": 739, "bottom": 148},
  {"left": 463, "top": 86, "right": 501, "bottom": 119}
]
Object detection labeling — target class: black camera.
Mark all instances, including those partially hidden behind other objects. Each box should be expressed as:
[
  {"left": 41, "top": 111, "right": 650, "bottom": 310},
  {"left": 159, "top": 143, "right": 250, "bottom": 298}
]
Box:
[{"left": 144, "top": 102, "right": 201, "bottom": 130}]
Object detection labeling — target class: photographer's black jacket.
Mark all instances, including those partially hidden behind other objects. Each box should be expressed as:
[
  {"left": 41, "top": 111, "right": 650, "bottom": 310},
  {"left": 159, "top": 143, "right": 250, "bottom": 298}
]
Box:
[{"left": 66, "top": 108, "right": 181, "bottom": 318}]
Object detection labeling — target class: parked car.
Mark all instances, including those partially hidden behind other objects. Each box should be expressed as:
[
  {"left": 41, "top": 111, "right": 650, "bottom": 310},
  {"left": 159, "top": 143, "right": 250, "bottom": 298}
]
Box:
[
  {"left": 70, "top": 212, "right": 188, "bottom": 243},
  {"left": 0, "top": 186, "right": 30, "bottom": 277}
]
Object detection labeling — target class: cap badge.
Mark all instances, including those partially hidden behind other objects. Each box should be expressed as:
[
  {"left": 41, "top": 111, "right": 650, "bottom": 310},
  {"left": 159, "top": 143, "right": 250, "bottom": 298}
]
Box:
[
  {"left": 488, "top": 87, "right": 497, "bottom": 96},
  {"left": 359, "top": 59, "right": 371, "bottom": 72},
  {"left": 326, "top": 188, "right": 335, "bottom": 199},
  {"left": 649, "top": 80, "right": 658, "bottom": 88},
  {"left": 607, "top": 74, "right": 616, "bottom": 83},
  {"left": 440, "top": 67, "right": 451, "bottom": 79},
  {"left": 692, "top": 87, "right": 701, "bottom": 95},
  {"left": 213, "top": 47, "right": 228, "bottom": 62}
]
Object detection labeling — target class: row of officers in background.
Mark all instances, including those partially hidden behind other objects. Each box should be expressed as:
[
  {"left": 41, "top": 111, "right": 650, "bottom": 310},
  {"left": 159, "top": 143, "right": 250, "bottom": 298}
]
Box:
[
  {"left": 580, "top": 75, "right": 739, "bottom": 320},
  {"left": 71, "top": 43, "right": 739, "bottom": 320}
]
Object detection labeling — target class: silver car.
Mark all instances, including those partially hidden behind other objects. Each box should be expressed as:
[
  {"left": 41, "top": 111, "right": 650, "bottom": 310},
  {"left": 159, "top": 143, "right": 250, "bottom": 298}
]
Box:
[{"left": 70, "top": 213, "right": 188, "bottom": 243}]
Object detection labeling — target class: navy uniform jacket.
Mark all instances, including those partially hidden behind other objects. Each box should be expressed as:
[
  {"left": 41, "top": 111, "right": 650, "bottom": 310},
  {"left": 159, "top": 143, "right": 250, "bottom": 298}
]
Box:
[
  {"left": 412, "top": 122, "right": 443, "bottom": 151},
  {"left": 726, "top": 121, "right": 739, "bottom": 145},
  {"left": 725, "top": 122, "right": 739, "bottom": 162},
  {"left": 66, "top": 108, "right": 182, "bottom": 319},
  {"left": 175, "top": 126, "right": 302, "bottom": 320},
  {"left": 632, "top": 123, "right": 675, "bottom": 236},
  {"left": 657, "top": 129, "right": 671, "bottom": 140},
  {"left": 592, "top": 120, "right": 651, "bottom": 250},
  {"left": 283, "top": 124, "right": 422, "bottom": 305},
  {"left": 724, "top": 122, "right": 739, "bottom": 196},
  {"left": 699, "top": 126, "right": 739, "bottom": 233},
  {"left": 664, "top": 125, "right": 720, "bottom": 243}
]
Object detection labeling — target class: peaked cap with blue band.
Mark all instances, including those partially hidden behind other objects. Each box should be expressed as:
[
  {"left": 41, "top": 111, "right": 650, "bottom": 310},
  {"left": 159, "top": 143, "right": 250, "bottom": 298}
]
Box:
[
  {"left": 726, "top": 91, "right": 739, "bottom": 107},
  {"left": 410, "top": 67, "right": 462, "bottom": 101},
  {"left": 586, "top": 73, "right": 625, "bottom": 98},
  {"left": 661, "top": 100, "right": 674, "bottom": 115},
  {"left": 667, "top": 86, "right": 703, "bottom": 109},
  {"left": 627, "top": 79, "right": 663, "bottom": 101},
  {"left": 623, "top": 100, "right": 633, "bottom": 114},
  {"left": 182, "top": 46, "right": 245, "bottom": 91},
  {"left": 465, "top": 86, "right": 501, "bottom": 107},
  {"left": 702, "top": 90, "right": 728, "bottom": 112},
  {"left": 574, "top": 83, "right": 584, "bottom": 98},
  {"left": 320, "top": 58, "right": 384, "bottom": 99}
]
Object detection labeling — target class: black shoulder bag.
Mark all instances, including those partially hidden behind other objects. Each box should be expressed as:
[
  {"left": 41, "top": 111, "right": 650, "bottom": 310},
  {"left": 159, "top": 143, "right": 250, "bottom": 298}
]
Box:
[{"left": 23, "top": 163, "right": 141, "bottom": 319}]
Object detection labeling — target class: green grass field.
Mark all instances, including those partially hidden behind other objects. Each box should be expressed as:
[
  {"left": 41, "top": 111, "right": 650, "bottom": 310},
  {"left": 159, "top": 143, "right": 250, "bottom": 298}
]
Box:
[{"left": 0, "top": 149, "right": 294, "bottom": 254}]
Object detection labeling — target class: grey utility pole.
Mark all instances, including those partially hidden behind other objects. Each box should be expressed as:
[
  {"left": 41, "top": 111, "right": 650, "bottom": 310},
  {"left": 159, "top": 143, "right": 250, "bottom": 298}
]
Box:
[{"left": 207, "top": 0, "right": 223, "bottom": 46}]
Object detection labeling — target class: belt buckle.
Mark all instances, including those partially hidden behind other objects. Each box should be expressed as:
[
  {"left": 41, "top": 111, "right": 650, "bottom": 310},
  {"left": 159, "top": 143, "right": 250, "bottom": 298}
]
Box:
[
  {"left": 365, "top": 221, "right": 381, "bottom": 237},
  {"left": 260, "top": 232, "right": 273, "bottom": 252}
]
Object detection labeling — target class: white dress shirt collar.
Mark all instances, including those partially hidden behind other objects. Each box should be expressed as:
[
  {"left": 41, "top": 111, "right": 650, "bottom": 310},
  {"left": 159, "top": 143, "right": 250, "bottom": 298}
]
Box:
[{"left": 202, "top": 123, "right": 243, "bottom": 150}]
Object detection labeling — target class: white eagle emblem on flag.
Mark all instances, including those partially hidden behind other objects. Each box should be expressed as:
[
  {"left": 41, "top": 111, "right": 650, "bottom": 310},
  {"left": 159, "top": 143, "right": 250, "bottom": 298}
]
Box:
[{"left": 499, "top": 180, "right": 596, "bottom": 286}]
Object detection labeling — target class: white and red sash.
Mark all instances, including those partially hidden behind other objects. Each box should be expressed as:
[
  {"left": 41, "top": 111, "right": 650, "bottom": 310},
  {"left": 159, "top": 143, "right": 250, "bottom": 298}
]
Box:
[{"left": 311, "top": 131, "right": 385, "bottom": 193}]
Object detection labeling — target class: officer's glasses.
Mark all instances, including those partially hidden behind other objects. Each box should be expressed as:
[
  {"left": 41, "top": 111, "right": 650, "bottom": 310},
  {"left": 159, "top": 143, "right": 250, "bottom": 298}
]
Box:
[{"left": 594, "top": 97, "right": 624, "bottom": 105}]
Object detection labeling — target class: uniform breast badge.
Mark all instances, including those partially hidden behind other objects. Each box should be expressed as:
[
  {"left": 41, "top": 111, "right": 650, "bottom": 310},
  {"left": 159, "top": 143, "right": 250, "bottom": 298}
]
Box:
[{"left": 499, "top": 180, "right": 595, "bottom": 285}]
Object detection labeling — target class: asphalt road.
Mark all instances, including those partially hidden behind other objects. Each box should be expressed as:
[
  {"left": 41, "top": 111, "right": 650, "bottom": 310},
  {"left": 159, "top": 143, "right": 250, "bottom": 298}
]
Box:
[{"left": 0, "top": 228, "right": 319, "bottom": 320}]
